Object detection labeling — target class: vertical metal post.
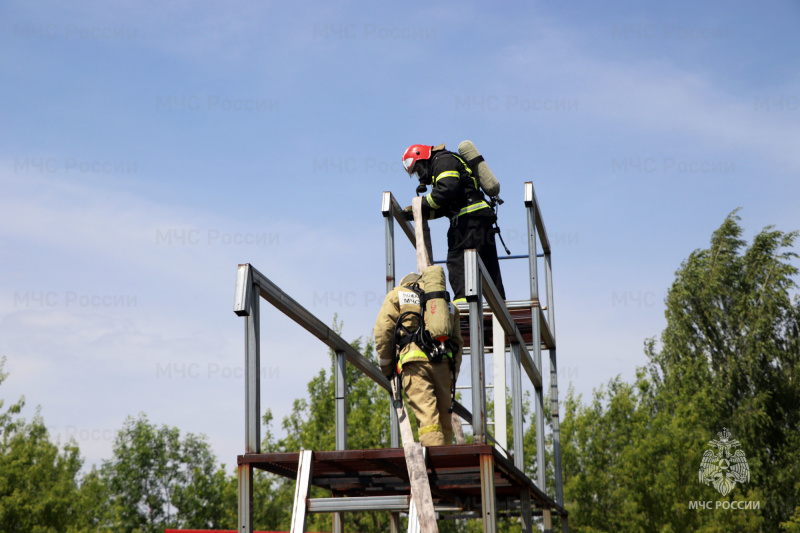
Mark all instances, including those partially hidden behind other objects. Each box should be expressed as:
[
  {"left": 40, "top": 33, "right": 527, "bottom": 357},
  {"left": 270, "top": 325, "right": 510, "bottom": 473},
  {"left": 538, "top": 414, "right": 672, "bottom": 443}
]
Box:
[
  {"left": 492, "top": 314, "right": 507, "bottom": 457},
  {"left": 479, "top": 453, "right": 498, "bottom": 533},
  {"left": 550, "top": 349, "right": 564, "bottom": 502},
  {"left": 384, "top": 194, "right": 397, "bottom": 294},
  {"left": 335, "top": 350, "right": 347, "bottom": 451},
  {"left": 390, "top": 410, "right": 400, "bottom": 448},
  {"left": 334, "top": 350, "right": 347, "bottom": 533},
  {"left": 238, "top": 464, "right": 253, "bottom": 533},
  {"left": 464, "top": 249, "right": 487, "bottom": 444},
  {"left": 384, "top": 194, "right": 401, "bottom": 450},
  {"left": 510, "top": 344, "right": 524, "bottom": 469},
  {"left": 526, "top": 186, "right": 547, "bottom": 497},
  {"left": 384, "top": 194, "right": 401, "bottom": 533},
  {"left": 239, "top": 265, "right": 259, "bottom": 533},
  {"left": 333, "top": 509, "right": 344, "bottom": 533},
  {"left": 545, "top": 253, "right": 565, "bottom": 507},
  {"left": 245, "top": 276, "right": 261, "bottom": 454}
]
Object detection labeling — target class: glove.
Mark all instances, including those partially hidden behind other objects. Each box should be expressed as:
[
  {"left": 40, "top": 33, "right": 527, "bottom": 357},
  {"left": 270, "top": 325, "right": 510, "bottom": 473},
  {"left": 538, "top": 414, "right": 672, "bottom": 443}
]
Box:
[{"left": 402, "top": 206, "right": 414, "bottom": 221}]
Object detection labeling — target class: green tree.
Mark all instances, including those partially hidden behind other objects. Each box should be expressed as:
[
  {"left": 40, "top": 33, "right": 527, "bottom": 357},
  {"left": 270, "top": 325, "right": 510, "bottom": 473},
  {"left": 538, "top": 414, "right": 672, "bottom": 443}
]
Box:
[
  {"left": 560, "top": 212, "right": 799, "bottom": 532},
  {"left": 649, "top": 211, "right": 800, "bottom": 528},
  {"left": 0, "top": 357, "right": 92, "bottom": 533},
  {"left": 101, "top": 413, "right": 232, "bottom": 532}
]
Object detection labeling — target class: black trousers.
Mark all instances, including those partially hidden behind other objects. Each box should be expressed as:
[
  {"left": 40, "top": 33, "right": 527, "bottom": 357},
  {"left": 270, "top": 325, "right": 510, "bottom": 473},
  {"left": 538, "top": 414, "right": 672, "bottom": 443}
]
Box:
[{"left": 446, "top": 216, "right": 506, "bottom": 301}]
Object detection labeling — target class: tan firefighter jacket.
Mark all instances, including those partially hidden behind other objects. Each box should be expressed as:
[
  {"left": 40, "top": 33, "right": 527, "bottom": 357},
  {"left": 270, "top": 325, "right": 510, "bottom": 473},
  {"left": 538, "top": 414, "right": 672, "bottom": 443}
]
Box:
[{"left": 374, "top": 272, "right": 463, "bottom": 378}]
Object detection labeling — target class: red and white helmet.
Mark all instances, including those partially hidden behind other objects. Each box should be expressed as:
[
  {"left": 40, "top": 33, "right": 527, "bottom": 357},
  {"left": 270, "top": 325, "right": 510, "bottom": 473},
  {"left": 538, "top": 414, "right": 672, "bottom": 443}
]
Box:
[{"left": 402, "top": 144, "right": 432, "bottom": 177}]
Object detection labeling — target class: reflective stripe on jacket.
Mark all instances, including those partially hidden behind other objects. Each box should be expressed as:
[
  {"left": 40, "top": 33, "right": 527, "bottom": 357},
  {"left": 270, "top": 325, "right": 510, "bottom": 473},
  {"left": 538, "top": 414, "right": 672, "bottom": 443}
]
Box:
[{"left": 422, "top": 150, "right": 493, "bottom": 221}]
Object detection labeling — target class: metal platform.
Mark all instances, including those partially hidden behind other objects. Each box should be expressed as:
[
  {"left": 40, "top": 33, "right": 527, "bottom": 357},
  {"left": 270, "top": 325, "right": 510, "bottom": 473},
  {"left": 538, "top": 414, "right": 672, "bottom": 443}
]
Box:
[
  {"left": 239, "top": 445, "right": 566, "bottom": 516},
  {"left": 457, "top": 300, "right": 554, "bottom": 350},
  {"left": 234, "top": 183, "right": 568, "bottom": 533}
]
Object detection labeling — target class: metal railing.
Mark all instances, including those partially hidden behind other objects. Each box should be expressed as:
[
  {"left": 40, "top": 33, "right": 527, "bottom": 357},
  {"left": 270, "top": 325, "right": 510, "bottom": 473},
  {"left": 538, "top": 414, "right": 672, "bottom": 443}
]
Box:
[
  {"left": 381, "top": 182, "right": 567, "bottom": 531},
  {"left": 233, "top": 181, "right": 567, "bottom": 533}
]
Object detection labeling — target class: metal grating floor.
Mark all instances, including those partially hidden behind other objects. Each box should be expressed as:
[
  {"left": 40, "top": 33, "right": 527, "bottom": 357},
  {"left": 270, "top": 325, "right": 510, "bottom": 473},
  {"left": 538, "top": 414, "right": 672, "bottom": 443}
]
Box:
[{"left": 238, "top": 444, "right": 566, "bottom": 516}]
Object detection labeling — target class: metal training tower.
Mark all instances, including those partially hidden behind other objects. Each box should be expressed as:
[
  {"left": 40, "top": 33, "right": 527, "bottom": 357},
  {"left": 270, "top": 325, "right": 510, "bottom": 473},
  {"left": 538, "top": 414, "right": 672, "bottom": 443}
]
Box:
[{"left": 234, "top": 182, "right": 568, "bottom": 533}]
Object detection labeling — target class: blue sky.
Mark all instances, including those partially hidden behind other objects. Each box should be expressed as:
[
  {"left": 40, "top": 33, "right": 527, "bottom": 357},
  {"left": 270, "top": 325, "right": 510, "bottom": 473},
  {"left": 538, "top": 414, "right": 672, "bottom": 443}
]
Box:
[{"left": 2, "top": 0, "right": 798, "bottom": 470}]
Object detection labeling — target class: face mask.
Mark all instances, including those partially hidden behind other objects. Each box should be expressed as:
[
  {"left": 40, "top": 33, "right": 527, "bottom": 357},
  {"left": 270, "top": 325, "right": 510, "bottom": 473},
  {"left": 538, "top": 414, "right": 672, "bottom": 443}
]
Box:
[{"left": 413, "top": 162, "right": 431, "bottom": 184}]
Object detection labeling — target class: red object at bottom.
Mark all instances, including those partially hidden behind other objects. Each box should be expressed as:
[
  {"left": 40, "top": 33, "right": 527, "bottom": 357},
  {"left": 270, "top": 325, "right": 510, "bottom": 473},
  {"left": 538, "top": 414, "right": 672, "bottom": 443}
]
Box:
[{"left": 164, "top": 530, "right": 296, "bottom": 533}]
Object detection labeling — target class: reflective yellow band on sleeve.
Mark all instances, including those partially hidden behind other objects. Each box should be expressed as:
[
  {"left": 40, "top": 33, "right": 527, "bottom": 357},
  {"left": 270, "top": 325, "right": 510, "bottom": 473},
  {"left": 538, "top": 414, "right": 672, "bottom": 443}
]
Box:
[
  {"left": 432, "top": 170, "right": 460, "bottom": 185},
  {"left": 425, "top": 194, "right": 440, "bottom": 209}
]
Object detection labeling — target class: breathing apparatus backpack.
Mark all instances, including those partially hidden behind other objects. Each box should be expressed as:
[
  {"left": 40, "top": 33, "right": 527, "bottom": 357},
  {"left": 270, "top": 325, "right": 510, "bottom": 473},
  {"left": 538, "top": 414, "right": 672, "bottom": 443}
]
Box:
[
  {"left": 457, "top": 140, "right": 511, "bottom": 255},
  {"left": 457, "top": 140, "right": 500, "bottom": 200},
  {"left": 392, "top": 265, "right": 456, "bottom": 366}
]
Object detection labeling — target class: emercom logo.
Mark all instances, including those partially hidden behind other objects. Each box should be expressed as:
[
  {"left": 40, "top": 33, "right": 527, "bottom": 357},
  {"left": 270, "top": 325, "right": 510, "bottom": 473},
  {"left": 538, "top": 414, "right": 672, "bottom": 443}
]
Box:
[{"left": 698, "top": 427, "right": 750, "bottom": 496}]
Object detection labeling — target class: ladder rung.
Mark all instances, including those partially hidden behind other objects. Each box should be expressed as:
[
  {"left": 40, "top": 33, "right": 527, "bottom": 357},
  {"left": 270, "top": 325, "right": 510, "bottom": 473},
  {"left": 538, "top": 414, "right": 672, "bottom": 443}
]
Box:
[
  {"left": 309, "top": 495, "right": 410, "bottom": 512},
  {"left": 308, "top": 496, "right": 468, "bottom": 513}
]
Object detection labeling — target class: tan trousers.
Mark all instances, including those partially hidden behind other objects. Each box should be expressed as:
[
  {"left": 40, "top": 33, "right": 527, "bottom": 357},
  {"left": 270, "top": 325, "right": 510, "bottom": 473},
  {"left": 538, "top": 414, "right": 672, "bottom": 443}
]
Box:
[{"left": 401, "top": 360, "right": 453, "bottom": 446}]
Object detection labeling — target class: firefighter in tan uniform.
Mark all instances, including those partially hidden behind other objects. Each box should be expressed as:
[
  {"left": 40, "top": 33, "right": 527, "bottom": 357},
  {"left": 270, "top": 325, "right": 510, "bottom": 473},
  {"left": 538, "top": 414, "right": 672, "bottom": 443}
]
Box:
[{"left": 374, "top": 266, "right": 463, "bottom": 446}]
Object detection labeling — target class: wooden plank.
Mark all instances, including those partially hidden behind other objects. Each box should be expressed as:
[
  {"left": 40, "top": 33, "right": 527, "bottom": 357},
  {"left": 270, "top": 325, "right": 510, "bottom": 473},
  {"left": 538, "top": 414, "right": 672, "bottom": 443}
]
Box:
[
  {"left": 392, "top": 378, "right": 439, "bottom": 533},
  {"left": 412, "top": 196, "right": 432, "bottom": 271},
  {"left": 452, "top": 412, "right": 466, "bottom": 444},
  {"left": 290, "top": 450, "right": 313, "bottom": 533}
]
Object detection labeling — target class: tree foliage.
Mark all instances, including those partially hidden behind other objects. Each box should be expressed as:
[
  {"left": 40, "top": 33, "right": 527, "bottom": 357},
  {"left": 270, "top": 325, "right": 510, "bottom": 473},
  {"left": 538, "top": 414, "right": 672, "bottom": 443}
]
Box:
[
  {"left": 561, "top": 212, "right": 799, "bottom": 532},
  {"left": 0, "top": 357, "right": 91, "bottom": 533},
  {"left": 100, "top": 413, "right": 233, "bottom": 532}
]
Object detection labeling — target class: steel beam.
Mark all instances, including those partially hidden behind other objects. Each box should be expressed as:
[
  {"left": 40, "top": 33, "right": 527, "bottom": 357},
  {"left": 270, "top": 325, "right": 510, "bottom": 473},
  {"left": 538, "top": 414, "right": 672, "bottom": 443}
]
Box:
[
  {"left": 381, "top": 200, "right": 401, "bottom": 449},
  {"left": 479, "top": 453, "right": 498, "bottom": 533},
  {"left": 383, "top": 191, "right": 397, "bottom": 294},
  {"left": 465, "top": 250, "right": 487, "bottom": 444},
  {"left": 237, "top": 463, "right": 253, "bottom": 533},
  {"left": 243, "top": 265, "right": 390, "bottom": 392},
  {"left": 333, "top": 350, "right": 347, "bottom": 533},
  {"left": 234, "top": 263, "right": 252, "bottom": 317},
  {"left": 510, "top": 344, "right": 524, "bottom": 470},
  {"left": 550, "top": 348, "right": 564, "bottom": 506},
  {"left": 242, "top": 265, "right": 261, "bottom": 454},
  {"left": 492, "top": 314, "right": 507, "bottom": 458},
  {"left": 309, "top": 495, "right": 411, "bottom": 512},
  {"left": 334, "top": 350, "right": 347, "bottom": 533},
  {"left": 545, "top": 252, "right": 564, "bottom": 506},
  {"left": 525, "top": 185, "right": 546, "bottom": 495},
  {"left": 381, "top": 191, "right": 416, "bottom": 247},
  {"left": 524, "top": 181, "right": 550, "bottom": 254},
  {"left": 335, "top": 350, "right": 347, "bottom": 451}
]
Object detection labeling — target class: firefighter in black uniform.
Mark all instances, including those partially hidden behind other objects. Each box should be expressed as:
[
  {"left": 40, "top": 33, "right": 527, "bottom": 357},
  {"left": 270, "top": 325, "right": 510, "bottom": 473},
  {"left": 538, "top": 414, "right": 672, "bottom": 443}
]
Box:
[{"left": 402, "top": 143, "right": 506, "bottom": 302}]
